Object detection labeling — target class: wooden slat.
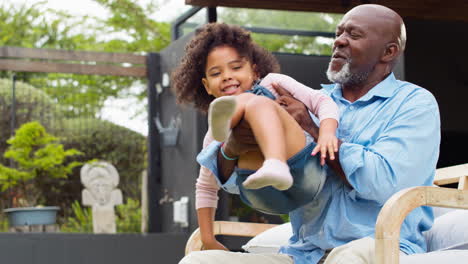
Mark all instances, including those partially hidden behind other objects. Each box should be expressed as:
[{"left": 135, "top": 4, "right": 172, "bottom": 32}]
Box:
[
  {"left": 0, "top": 59, "right": 146, "bottom": 77},
  {"left": 185, "top": 227, "right": 204, "bottom": 255},
  {"left": 0, "top": 46, "right": 146, "bottom": 64},
  {"left": 185, "top": 221, "right": 278, "bottom": 255},
  {"left": 434, "top": 163, "right": 468, "bottom": 186},
  {"left": 458, "top": 176, "right": 468, "bottom": 190},
  {"left": 186, "top": 0, "right": 468, "bottom": 23},
  {"left": 213, "top": 221, "right": 277, "bottom": 237}
]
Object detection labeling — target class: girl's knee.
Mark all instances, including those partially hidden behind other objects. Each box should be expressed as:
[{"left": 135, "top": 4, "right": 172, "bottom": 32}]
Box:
[
  {"left": 244, "top": 95, "right": 275, "bottom": 112},
  {"left": 236, "top": 93, "right": 257, "bottom": 103}
]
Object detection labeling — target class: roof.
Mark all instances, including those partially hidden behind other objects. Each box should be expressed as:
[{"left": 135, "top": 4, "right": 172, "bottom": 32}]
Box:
[{"left": 185, "top": 0, "right": 468, "bottom": 23}]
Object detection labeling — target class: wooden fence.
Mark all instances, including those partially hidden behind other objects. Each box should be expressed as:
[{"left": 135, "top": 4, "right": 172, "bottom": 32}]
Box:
[{"left": 0, "top": 46, "right": 147, "bottom": 77}]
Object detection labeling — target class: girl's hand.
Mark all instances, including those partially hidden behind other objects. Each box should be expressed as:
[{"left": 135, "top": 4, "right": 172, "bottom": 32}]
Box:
[
  {"left": 312, "top": 133, "right": 338, "bottom": 166},
  {"left": 311, "top": 118, "right": 339, "bottom": 166},
  {"left": 203, "top": 238, "right": 229, "bottom": 251}
]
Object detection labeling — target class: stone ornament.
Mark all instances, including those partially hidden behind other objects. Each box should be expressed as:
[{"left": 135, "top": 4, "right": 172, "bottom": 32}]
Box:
[{"left": 81, "top": 161, "right": 123, "bottom": 234}]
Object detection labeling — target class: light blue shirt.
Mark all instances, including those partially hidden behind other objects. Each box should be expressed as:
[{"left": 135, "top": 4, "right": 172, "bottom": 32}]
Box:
[{"left": 280, "top": 73, "right": 441, "bottom": 263}]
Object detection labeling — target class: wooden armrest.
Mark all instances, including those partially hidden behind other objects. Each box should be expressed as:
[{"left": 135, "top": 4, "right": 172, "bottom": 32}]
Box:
[
  {"left": 185, "top": 221, "right": 278, "bottom": 255},
  {"left": 375, "top": 186, "right": 468, "bottom": 264}
]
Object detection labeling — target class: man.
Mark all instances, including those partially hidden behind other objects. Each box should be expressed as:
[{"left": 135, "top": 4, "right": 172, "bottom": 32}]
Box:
[{"left": 180, "top": 4, "right": 440, "bottom": 264}]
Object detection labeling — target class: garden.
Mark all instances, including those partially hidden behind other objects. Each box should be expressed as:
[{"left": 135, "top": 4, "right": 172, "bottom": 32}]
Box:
[{"left": 0, "top": 79, "right": 146, "bottom": 233}]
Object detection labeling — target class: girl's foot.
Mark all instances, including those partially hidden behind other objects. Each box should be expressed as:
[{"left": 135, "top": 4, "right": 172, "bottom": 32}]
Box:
[
  {"left": 243, "top": 159, "right": 293, "bottom": 190},
  {"left": 208, "top": 96, "right": 237, "bottom": 142}
]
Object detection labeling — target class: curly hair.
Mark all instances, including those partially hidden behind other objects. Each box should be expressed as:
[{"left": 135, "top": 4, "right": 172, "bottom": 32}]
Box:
[{"left": 172, "top": 23, "right": 280, "bottom": 112}]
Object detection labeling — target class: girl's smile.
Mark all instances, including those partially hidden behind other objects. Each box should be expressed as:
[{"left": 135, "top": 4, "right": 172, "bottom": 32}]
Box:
[{"left": 202, "top": 45, "right": 258, "bottom": 98}]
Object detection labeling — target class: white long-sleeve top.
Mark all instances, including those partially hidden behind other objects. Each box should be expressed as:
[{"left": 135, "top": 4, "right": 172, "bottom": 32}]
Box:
[{"left": 195, "top": 73, "right": 339, "bottom": 209}]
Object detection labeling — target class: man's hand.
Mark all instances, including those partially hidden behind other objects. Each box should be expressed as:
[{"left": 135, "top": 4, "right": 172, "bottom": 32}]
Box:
[
  {"left": 272, "top": 82, "right": 319, "bottom": 140},
  {"left": 223, "top": 118, "right": 260, "bottom": 157}
]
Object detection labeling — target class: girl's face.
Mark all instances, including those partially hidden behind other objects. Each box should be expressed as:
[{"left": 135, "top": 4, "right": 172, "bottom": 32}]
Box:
[{"left": 202, "top": 45, "right": 258, "bottom": 98}]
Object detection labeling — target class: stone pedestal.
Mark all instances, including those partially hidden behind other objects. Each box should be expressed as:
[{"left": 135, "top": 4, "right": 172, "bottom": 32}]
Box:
[{"left": 9, "top": 224, "right": 59, "bottom": 233}]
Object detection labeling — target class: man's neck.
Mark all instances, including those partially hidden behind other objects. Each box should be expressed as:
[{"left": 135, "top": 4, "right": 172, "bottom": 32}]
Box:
[{"left": 342, "top": 72, "right": 390, "bottom": 102}]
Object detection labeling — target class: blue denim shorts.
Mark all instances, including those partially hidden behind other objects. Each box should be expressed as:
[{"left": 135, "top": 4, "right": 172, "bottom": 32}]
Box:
[
  {"left": 246, "top": 82, "right": 276, "bottom": 100},
  {"left": 235, "top": 141, "right": 325, "bottom": 215}
]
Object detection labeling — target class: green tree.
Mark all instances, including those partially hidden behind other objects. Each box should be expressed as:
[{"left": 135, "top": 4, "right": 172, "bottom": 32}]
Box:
[
  {"left": 0, "top": 0, "right": 171, "bottom": 118},
  {"left": 219, "top": 8, "right": 342, "bottom": 55}
]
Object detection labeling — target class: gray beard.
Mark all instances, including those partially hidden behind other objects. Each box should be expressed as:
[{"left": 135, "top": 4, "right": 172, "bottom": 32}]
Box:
[{"left": 326, "top": 60, "right": 370, "bottom": 86}]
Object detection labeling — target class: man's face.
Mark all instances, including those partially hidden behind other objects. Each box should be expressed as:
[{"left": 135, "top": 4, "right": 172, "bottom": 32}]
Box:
[{"left": 327, "top": 11, "right": 385, "bottom": 86}]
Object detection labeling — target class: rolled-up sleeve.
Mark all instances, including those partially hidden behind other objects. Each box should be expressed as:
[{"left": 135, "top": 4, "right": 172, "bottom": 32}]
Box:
[
  {"left": 340, "top": 93, "right": 440, "bottom": 204},
  {"left": 195, "top": 133, "right": 222, "bottom": 209}
]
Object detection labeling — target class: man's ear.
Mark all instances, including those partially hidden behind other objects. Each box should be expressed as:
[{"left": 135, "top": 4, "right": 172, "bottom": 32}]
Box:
[
  {"left": 381, "top": 42, "right": 399, "bottom": 63},
  {"left": 202, "top": 78, "right": 212, "bottom": 95}
]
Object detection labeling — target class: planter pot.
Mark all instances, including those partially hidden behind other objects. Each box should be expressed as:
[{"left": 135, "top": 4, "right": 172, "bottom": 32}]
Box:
[{"left": 4, "top": 206, "right": 60, "bottom": 227}]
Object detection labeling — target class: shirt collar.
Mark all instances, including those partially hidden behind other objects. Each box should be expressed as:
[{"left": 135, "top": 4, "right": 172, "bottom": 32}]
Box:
[{"left": 321, "top": 73, "right": 398, "bottom": 102}]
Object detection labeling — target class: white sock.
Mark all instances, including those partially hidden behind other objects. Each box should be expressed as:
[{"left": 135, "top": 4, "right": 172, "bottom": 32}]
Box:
[
  {"left": 242, "top": 159, "right": 293, "bottom": 191},
  {"left": 208, "top": 96, "right": 237, "bottom": 142}
]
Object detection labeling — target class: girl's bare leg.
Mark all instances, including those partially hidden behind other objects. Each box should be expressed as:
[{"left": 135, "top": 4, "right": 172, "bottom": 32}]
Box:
[{"left": 208, "top": 93, "right": 305, "bottom": 190}]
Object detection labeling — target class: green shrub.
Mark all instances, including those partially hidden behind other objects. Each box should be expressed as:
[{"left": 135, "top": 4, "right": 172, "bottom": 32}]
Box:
[
  {"left": 116, "top": 198, "right": 141, "bottom": 233},
  {"left": 0, "top": 78, "right": 146, "bottom": 222},
  {"left": 61, "top": 198, "right": 141, "bottom": 233},
  {"left": 0, "top": 78, "right": 64, "bottom": 166},
  {"left": 60, "top": 200, "right": 93, "bottom": 233},
  {"left": 0, "top": 214, "right": 9, "bottom": 232},
  {"left": 0, "top": 121, "right": 82, "bottom": 207},
  {"left": 280, "top": 214, "right": 290, "bottom": 223}
]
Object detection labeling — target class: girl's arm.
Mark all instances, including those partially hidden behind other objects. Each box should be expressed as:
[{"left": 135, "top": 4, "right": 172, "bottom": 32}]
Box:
[
  {"left": 195, "top": 132, "right": 227, "bottom": 250},
  {"left": 260, "top": 73, "right": 339, "bottom": 122},
  {"left": 196, "top": 170, "right": 228, "bottom": 250},
  {"left": 197, "top": 207, "right": 228, "bottom": 250}
]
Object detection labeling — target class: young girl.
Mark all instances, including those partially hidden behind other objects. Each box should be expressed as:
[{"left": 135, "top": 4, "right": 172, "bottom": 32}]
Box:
[{"left": 173, "top": 23, "right": 339, "bottom": 249}]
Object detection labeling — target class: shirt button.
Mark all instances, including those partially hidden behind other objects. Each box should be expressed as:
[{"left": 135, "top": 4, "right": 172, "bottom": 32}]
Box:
[{"left": 349, "top": 105, "right": 354, "bottom": 110}]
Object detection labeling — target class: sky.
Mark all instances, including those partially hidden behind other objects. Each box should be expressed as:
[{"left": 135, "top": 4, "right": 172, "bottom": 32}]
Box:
[
  {"left": 10, "top": 0, "right": 189, "bottom": 22},
  {"left": 7, "top": 0, "right": 191, "bottom": 136}
]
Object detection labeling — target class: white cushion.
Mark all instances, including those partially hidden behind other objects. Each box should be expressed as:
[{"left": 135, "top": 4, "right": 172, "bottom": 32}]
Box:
[
  {"left": 424, "top": 209, "right": 468, "bottom": 251},
  {"left": 242, "top": 223, "right": 291, "bottom": 253},
  {"left": 242, "top": 209, "right": 468, "bottom": 254},
  {"left": 400, "top": 250, "right": 468, "bottom": 264},
  {"left": 432, "top": 206, "right": 455, "bottom": 218}
]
